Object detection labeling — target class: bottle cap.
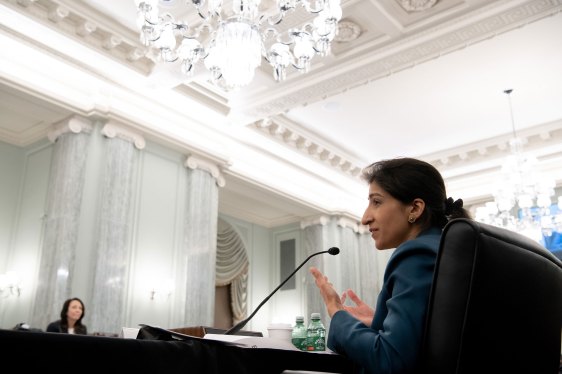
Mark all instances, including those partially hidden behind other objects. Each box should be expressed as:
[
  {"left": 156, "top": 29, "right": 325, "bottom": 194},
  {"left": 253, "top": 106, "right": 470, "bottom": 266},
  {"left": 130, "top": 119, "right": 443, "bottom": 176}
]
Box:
[
  {"left": 311, "top": 312, "right": 321, "bottom": 319},
  {"left": 296, "top": 316, "right": 304, "bottom": 322}
]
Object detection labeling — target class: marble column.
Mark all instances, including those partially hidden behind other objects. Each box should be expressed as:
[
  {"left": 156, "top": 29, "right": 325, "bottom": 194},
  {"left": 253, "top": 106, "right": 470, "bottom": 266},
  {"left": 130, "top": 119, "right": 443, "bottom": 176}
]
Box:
[
  {"left": 301, "top": 215, "right": 374, "bottom": 332},
  {"left": 177, "top": 155, "right": 223, "bottom": 327},
  {"left": 31, "top": 116, "right": 92, "bottom": 330},
  {"left": 89, "top": 122, "right": 145, "bottom": 334},
  {"left": 301, "top": 215, "right": 331, "bottom": 326}
]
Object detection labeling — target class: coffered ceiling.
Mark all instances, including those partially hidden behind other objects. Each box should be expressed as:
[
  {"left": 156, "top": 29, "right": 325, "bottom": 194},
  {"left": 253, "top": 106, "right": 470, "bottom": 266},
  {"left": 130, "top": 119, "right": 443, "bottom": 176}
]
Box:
[{"left": 1, "top": 0, "right": 561, "bottom": 227}]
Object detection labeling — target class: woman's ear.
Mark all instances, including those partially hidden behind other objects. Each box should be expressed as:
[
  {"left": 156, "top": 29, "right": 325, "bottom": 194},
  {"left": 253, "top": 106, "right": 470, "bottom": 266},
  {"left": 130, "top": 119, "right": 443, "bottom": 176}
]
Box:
[{"left": 410, "top": 198, "right": 425, "bottom": 219}]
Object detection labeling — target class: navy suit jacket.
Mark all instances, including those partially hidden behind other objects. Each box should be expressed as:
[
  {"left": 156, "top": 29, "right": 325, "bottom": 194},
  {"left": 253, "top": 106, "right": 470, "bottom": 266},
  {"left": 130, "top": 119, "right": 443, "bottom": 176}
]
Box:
[{"left": 327, "top": 227, "right": 441, "bottom": 374}]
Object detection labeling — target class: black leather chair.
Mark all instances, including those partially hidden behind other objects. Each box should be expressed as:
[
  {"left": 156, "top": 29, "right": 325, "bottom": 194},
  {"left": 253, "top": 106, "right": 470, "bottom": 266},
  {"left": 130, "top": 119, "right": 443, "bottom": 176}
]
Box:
[{"left": 421, "top": 218, "right": 562, "bottom": 374}]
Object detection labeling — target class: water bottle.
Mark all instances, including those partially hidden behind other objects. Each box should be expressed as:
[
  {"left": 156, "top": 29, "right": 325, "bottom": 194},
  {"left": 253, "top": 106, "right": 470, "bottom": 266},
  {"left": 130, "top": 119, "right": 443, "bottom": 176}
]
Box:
[
  {"left": 291, "top": 315, "right": 307, "bottom": 351},
  {"left": 306, "top": 312, "right": 326, "bottom": 351}
]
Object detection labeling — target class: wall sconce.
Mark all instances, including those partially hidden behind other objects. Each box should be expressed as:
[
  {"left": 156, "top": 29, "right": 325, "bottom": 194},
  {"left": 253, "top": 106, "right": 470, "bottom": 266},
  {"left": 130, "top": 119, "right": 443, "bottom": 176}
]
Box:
[
  {"left": 149, "top": 278, "right": 174, "bottom": 301},
  {"left": 0, "top": 271, "right": 22, "bottom": 298}
]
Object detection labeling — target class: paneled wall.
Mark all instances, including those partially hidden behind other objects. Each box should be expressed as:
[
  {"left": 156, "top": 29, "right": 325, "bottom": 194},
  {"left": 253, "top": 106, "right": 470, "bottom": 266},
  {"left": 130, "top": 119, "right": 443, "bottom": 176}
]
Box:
[
  {"left": 0, "top": 126, "right": 283, "bottom": 334},
  {"left": 0, "top": 127, "right": 383, "bottom": 335}
]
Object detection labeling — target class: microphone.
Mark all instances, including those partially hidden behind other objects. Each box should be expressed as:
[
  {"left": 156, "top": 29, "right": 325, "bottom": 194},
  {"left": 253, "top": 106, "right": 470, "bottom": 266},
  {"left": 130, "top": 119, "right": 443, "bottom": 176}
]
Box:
[{"left": 224, "top": 247, "right": 340, "bottom": 335}]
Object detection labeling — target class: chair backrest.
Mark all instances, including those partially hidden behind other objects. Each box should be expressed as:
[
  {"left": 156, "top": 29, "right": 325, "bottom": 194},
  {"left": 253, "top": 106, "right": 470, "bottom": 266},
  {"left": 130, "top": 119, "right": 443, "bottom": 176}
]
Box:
[{"left": 421, "top": 218, "right": 562, "bottom": 374}]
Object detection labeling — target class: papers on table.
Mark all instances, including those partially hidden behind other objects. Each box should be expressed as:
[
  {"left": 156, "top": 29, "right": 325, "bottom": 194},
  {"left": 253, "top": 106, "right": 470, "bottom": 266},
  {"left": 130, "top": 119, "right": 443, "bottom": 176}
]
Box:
[
  {"left": 204, "top": 333, "right": 299, "bottom": 350},
  {"left": 203, "top": 334, "right": 336, "bottom": 354},
  {"left": 119, "top": 327, "right": 141, "bottom": 339}
]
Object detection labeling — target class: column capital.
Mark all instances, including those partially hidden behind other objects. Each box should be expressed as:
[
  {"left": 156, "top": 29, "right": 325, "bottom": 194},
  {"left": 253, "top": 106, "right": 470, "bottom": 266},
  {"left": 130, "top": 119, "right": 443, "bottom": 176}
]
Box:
[
  {"left": 48, "top": 115, "right": 92, "bottom": 143},
  {"left": 337, "top": 216, "right": 362, "bottom": 233},
  {"left": 300, "top": 215, "right": 330, "bottom": 229},
  {"left": 101, "top": 121, "right": 146, "bottom": 149},
  {"left": 185, "top": 155, "right": 225, "bottom": 187}
]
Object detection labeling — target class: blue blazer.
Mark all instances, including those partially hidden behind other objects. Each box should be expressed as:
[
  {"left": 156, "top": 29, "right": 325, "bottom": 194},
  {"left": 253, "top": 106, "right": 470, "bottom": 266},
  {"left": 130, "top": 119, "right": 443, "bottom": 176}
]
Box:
[{"left": 327, "top": 227, "right": 441, "bottom": 374}]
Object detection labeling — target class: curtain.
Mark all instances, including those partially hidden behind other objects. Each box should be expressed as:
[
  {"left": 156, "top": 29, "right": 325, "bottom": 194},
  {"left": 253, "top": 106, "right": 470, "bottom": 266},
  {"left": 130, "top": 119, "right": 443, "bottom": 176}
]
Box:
[{"left": 215, "top": 218, "right": 249, "bottom": 324}]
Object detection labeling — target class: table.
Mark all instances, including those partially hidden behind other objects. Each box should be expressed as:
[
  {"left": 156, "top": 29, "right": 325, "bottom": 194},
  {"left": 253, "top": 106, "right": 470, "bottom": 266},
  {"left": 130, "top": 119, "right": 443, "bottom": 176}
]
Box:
[{"left": 1, "top": 328, "right": 357, "bottom": 373}]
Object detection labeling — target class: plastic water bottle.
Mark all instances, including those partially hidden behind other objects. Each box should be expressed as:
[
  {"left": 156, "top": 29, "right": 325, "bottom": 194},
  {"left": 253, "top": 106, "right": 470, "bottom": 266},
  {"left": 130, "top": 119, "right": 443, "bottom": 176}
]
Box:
[
  {"left": 306, "top": 312, "right": 326, "bottom": 351},
  {"left": 291, "top": 315, "right": 307, "bottom": 351}
]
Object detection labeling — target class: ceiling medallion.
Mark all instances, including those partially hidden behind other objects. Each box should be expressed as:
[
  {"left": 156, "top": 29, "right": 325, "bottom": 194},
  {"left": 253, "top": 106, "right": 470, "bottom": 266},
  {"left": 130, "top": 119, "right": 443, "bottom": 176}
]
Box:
[
  {"left": 334, "top": 20, "right": 361, "bottom": 43},
  {"left": 397, "top": 0, "right": 438, "bottom": 12}
]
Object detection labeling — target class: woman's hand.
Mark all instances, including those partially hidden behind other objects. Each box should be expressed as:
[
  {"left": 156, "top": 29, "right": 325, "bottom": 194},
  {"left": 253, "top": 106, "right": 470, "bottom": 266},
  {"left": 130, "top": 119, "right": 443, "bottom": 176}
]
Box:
[
  {"left": 309, "top": 266, "right": 344, "bottom": 317},
  {"left": 341, "top": 289, "right": 374, "bottom": 326}
]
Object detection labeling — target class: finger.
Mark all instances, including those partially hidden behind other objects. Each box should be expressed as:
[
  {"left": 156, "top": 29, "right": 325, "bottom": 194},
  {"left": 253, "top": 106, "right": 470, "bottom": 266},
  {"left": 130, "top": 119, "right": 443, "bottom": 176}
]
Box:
[
  {"left": 346, "top": 289, "right": 363, "bottom": 305},
  {"left": 309, "top": 267, "right": 321, "bottom": 279},
  {"left": 340, "top": 291, "right": 347, "bottom": 304}
]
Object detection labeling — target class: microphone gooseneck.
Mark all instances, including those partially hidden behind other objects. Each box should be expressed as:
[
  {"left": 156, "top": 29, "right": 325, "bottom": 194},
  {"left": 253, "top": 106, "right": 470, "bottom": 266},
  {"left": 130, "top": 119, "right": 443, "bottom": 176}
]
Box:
[{"left": 224, "top": 247, "right": 340, "bottom": 335}]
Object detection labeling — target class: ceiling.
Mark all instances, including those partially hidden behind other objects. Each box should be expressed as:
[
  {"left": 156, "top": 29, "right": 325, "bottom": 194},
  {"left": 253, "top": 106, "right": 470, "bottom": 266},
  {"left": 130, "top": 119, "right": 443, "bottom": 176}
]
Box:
[{"left": 1, "top": 0, "right": 562, "bottom": 227}]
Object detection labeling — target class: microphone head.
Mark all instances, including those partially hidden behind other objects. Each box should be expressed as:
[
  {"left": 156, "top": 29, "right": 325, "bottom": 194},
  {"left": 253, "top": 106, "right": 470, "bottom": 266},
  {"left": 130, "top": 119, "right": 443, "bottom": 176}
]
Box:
[{"left": 328, "top": 247, "right": 340, "bottom": 255}]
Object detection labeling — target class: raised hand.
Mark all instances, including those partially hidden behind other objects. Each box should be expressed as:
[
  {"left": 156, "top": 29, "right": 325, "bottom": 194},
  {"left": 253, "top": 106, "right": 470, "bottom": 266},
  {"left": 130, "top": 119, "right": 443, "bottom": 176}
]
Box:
[
  {"left": 309, "top": 266, "right": 344, "bottom": 317},
  {"left": 340, "top": 289, "right": 374, "bottom": 326}
]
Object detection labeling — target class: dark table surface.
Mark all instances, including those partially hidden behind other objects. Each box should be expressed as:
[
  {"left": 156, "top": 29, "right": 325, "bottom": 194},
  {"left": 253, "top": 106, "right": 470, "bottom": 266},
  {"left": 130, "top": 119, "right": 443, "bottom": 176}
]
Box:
[{"left": 1, "top": 328, "right": 358, "bottom": 374}]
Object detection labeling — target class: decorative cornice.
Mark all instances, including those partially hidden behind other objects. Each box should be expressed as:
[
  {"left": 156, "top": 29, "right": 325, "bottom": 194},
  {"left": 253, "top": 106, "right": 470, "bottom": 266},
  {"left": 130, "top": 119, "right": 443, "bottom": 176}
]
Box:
[
  {"left": 101, "top": 121, "right": 146, "bottom": 149},
  {"left": 47, "top": 115, "right": 92, "bottom": 142},
  {"left": 252, "top": 115, "right": 562, "bottom": 190},
  {"left": 424, "top": 119, "right": 562, "bottom": 175},
  {"left": 185, "top": 155, "right": 226, "bottom": 187},
  {"left": 2, "top": 0, "right": 153, "bottom": 75},
  {"left": 250, "top": 116, "right": 364, "bottom": 178}
]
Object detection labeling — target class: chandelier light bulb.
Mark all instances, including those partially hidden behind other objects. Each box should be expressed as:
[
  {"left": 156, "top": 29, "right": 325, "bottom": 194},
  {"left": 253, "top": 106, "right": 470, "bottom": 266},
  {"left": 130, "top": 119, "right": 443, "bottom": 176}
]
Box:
[
  {"left": 154, "top": 22, "right": 177, "bottom": 52},
  {"left": 214, "top": 20, "right": 262, "bottom": 88},
  {"left": 208, "top": 0, "right": 223, "bottom": 13}
]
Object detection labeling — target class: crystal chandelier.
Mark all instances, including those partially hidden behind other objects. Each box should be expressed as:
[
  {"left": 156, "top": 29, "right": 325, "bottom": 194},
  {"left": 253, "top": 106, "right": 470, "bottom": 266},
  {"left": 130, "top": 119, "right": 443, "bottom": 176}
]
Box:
[
  {"left": 476, "top": 89, "right": 562, "bottom": 242},
  {"left": 134, "top": 0, "right": 343, "bottom": 90}
]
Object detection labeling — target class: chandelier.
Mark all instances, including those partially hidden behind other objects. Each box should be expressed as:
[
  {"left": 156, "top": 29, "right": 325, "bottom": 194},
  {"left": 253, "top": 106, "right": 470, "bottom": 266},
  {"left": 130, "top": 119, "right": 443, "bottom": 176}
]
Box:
[
  {"left": 476, "top": 89, "right": 562, "bottom": 243},
  {"left": 134, "top": 0, "right": 343, "bottom": 90}
]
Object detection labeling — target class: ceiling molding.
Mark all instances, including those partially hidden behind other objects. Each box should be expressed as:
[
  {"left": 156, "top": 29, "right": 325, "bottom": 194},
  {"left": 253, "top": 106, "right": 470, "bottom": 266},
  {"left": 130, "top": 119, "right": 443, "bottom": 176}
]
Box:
[
  {"left": 250, "top": 115, "right": 364, "bottom": 178},
  {"left": 11, "top": 0, "right": 153, "bottom": 72},
  {"left": 242, "top": 0, "right": 562, "bottom": 118}
]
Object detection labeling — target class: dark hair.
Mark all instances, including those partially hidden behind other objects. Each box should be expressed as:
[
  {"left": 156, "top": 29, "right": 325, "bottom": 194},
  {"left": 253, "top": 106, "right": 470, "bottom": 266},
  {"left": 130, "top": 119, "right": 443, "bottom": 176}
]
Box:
[
  {"left": 60, "top": 297, "right": 87, "bottom": 334},
  {"left": 361, "top": 157, "right": 471, "bottom": 229}
]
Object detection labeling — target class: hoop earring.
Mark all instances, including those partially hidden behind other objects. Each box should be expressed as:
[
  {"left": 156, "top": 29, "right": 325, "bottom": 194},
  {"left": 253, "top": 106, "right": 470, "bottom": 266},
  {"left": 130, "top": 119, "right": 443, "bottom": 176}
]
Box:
[{"left": 408, "top": 216, "right": 416, "bottom": 224}]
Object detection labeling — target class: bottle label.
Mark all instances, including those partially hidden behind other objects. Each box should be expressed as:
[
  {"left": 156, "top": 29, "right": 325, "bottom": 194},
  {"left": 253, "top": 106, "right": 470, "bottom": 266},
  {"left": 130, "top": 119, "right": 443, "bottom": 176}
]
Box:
[
  {"left": 314, "top": 336, "right": 325, "bottom": 351},
  {"left": 305, "top": 330, "right": 326, "bottom": 351}
]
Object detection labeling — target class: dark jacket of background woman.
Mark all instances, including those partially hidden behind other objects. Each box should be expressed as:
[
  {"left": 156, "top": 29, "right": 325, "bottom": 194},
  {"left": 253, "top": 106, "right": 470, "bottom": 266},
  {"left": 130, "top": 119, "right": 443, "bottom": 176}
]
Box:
[{"left": 46, "top": 297, "right": 88, "bottom": 335}]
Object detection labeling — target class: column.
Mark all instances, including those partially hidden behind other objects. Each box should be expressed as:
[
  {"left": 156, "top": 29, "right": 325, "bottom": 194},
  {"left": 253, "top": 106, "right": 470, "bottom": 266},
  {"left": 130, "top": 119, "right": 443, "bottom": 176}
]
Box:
[
  {"left": 178, "top": 155, "right": 224, "bottom": 327},
  {"left": 89, "top": 122, "right": 145, "bottom": 333},
  {"left": 31, "top": 115, "right": 92, "bottom": 330},
  {"left": 301, "top": 215, "right": 369, "bottom": 332},
  {"left": 301, "top": 215, "right": 331, "bottom": 325}
]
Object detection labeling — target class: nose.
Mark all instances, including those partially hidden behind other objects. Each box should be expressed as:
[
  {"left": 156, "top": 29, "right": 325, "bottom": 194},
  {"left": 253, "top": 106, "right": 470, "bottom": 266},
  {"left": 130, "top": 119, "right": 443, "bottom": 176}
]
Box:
[{"left": 361, "top": 208, "right": 372, "bottom": 226}]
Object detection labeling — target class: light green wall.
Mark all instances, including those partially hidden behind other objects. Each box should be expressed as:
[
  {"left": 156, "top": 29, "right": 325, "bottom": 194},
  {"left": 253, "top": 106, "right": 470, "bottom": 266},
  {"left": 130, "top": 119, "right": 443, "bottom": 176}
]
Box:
[
  {"left": 0, "top": 139, "right": 52, "bottom": 327},
  {"left": 0, "top": 141, "right": 23, "bottom": 273},
  {"left": 0, "top": 136, "right": 288, "bottom": 334}
]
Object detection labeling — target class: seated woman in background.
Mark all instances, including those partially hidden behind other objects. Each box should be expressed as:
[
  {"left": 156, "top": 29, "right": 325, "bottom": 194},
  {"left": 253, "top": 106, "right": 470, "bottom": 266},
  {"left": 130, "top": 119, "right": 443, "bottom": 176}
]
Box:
[{"left": 46, "top": 297, "right": 88, "bottom": 335}]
